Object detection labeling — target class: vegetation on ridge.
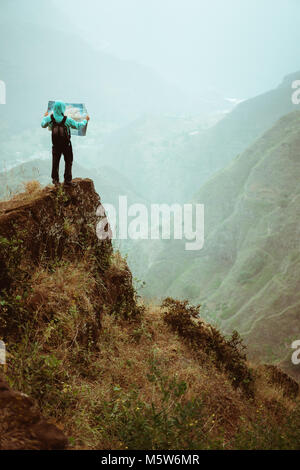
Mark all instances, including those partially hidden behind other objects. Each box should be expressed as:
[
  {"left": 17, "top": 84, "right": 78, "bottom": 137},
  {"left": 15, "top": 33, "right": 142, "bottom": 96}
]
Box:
[{"left": 0, "top": 181, "right": 299, "bottom": 449}]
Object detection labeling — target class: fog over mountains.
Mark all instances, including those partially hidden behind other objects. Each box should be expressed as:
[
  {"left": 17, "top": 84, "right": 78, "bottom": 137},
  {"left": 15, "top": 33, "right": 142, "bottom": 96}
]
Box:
[
  {"left": 55, "top": 0, "right": 300, "bottom": 98},
  {"left": 0, "top": 0, "right": 231, "bottom": 133},
  {"left": 1, "top": 0, "right": 300, "bottom": 381},
  {"left": 98, "top": 72, "right": 299, "bottom": 203}
]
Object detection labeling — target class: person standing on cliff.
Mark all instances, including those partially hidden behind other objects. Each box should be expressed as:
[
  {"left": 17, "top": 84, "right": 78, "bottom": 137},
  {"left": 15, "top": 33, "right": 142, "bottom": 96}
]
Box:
[{"left": 41, "top": 100, "right": 90, "bottom": 186}]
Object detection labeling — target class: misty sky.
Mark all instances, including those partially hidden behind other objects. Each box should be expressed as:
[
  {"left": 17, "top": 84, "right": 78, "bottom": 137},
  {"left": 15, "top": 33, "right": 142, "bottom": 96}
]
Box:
[{"left": 53, "top": 0, "right": 300, "bottom": 99}]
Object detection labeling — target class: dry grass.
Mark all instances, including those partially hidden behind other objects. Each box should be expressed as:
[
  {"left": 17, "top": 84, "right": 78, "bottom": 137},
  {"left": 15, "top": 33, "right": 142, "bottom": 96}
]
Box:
[
  {"left": 0, "top": 180, "right": 45, "bottom": 213},
  {"left": 110, "top": 250, "right": 128, "bottom": 272},
  {"left": 1, "top": 180, "right": 299, "bottom": 449},
  {"left": 11, "top": 180, "right": 43, "bottom": 202},
  {"left": 43, "top": 304, "right": 298, "bottom": 449},
  {"left": 0, "top": 185, "right": 298, "bottom": 449},
  {"left": 22, "top": 180, "right": 42, "bottom": 194},
  {"left": 1, "top": 238, "right": 299, "bottom": 449},
  {"left": 5, "top": 291, "right": 300, "bottom": 449},
  {"left": 0, "top": 180, "right": 43, "bottom": 213},
  {"left": 26, "top": 261, "right": 99, "bottom": 348}
]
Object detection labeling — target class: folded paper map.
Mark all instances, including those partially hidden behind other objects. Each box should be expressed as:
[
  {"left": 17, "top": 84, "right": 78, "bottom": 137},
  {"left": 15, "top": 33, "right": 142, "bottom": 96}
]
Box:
[{"left": 47, "top": 101, "right": 88, "bottom": 136}]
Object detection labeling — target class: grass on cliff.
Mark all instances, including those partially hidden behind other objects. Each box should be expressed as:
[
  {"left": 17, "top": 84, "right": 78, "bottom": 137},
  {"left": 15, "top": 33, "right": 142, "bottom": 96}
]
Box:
[
  {"left": 0, "top": 180, "right": 43, "bottom": 210},
  {"left": 0, "top": 182, "right": 299, "bottom": 450},
  {"left": 4, "top": 277, "right": 300, "bottom": 449}
]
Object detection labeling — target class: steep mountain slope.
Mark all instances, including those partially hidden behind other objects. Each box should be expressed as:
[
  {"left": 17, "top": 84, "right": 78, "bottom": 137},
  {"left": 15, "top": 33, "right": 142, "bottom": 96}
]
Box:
[
  {"left": 180, "top": 71, "right": 300, "bottom": 197},
  {"left": 142, "top": 110, "right": 300, "bottom": 379},
  {"left": 0, "top": 181, "right": 299, "bottom": 450},
  {"left": 98, "top": 113, "right": 226, "bottom": 203},
  {"left": 99, "top": 72, "right": 300, "bottom": 203}
]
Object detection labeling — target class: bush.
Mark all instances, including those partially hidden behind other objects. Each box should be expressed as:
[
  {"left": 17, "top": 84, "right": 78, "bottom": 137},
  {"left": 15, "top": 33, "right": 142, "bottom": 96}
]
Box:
[{"left": 161, "top": 298, "right": 254, "bottom": 397}]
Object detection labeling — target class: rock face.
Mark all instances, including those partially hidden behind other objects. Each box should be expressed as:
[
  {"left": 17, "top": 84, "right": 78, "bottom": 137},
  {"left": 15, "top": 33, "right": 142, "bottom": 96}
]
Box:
[
  {"left": 0, "top": 179, "right": 141, "bottom": 449},
  {"left": 0, "top": 179, "right": 140, "bottom": 339},
  {"left": 0, "top": 375, "right": 68, "bottom": 450},
  {"left": 0, "top": 178, "right": 112, "bottom": 293}
]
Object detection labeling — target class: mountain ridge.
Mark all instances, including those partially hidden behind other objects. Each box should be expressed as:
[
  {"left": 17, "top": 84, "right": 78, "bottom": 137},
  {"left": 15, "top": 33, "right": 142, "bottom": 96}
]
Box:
[
  {"left": 0, "top": 179, "right": 299, "bottom": 449},
  {"left": 140, "top": 109, "right": 300, "bottom": 380},
  {"left": 98, "top": 71, "right": 300, "bottom": 204}
]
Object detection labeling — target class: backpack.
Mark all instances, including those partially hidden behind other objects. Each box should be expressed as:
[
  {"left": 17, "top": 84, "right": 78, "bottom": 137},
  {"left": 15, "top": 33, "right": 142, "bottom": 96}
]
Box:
[{"left": 51, "top": 115, "right": 70, "bottom": 147}]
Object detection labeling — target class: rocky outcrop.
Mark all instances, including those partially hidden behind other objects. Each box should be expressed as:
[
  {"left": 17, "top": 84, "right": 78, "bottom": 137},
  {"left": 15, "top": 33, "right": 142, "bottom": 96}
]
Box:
[
  {"left": 0, "top": 375, "right": 68, "bottom": 450},
  {"left": 0, "top": 178, "right": 112, "bottom": 292},
  {"left": 0, "top": 179, "right": 142, "bottom": 449},
  {"left": 0, "top": 179, "right": 141, "bottom": 340}
]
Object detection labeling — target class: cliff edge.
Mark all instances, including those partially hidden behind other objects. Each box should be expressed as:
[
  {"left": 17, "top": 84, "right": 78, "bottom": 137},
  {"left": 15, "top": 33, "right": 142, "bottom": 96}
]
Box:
[{"left": 0, "top": 179, "right": 299, "bottom": 450}]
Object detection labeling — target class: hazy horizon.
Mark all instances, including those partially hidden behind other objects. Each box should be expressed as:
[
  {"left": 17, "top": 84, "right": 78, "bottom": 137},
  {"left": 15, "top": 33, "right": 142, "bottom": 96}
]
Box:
[
  {"left": 1, "top": 0, "right": 300, "bottom": 104},
  {"left": 53, "top": 0, "right": 300, "bottom": 99}
]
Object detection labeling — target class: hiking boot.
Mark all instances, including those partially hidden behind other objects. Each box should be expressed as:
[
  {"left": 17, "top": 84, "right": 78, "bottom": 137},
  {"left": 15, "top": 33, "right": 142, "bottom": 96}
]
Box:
[{"left": 64, "top": 181, "right": 76, "bottom": 187}]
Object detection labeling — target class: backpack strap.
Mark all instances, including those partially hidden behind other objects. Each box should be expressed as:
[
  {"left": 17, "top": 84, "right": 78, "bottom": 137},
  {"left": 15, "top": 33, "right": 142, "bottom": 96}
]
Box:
[
  {"left": 51, "top": 115, "right": 67, "bottom": 125},
  {"left": 61, "top": 115, "right": 70, "bottom": 139}
]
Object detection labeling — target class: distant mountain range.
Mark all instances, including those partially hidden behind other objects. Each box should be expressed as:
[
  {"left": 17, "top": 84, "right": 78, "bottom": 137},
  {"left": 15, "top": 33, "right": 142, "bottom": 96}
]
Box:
[
  {"left": 140, "top": 109, "right": 300, "bottom": 379},
  {"left": 98, "top": 72, "right": 300, "bottom": 203}
]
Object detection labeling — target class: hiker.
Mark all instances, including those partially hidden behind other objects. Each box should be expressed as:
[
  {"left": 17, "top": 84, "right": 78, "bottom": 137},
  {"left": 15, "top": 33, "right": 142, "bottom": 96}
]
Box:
[{"left": 41, "top": 100, "right": 90, "bottom": 186}]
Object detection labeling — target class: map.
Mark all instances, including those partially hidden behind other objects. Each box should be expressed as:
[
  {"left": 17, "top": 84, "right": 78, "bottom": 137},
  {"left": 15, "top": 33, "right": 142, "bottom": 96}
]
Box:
[{"left": 47, "top": 101, "right": 88, "bottom": 136}]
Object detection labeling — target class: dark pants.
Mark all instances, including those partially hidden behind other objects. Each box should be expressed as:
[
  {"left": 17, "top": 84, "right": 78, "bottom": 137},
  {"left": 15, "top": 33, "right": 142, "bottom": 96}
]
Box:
[{"left": 51, "top": 143, "right": 73, "bottom": 183}]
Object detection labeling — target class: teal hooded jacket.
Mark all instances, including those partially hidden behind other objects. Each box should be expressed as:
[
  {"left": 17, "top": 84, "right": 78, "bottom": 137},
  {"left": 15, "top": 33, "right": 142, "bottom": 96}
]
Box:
[{"left": 41, "top": 100, "right": 87, "bottom": 135}]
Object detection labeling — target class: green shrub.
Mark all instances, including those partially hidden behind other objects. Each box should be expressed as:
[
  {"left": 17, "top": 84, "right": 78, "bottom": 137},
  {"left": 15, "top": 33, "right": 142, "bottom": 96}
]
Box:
[{"left": 161, "top": 298, "right": 254, "bottom": 397}]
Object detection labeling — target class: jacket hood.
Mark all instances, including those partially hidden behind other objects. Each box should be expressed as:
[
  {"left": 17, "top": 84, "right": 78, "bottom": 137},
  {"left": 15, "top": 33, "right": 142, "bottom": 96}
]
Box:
[{"left": 53, "top": 101, "right": 66, "bottom": 122}]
